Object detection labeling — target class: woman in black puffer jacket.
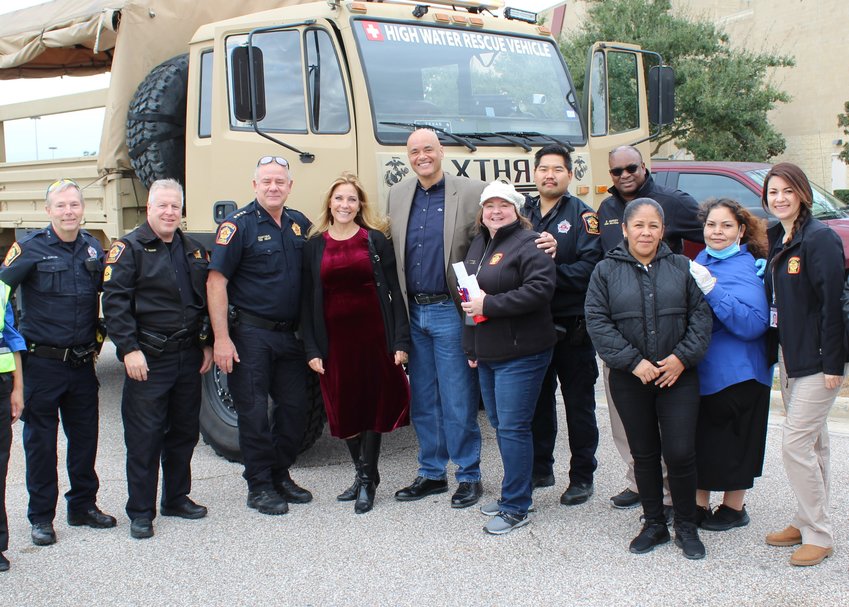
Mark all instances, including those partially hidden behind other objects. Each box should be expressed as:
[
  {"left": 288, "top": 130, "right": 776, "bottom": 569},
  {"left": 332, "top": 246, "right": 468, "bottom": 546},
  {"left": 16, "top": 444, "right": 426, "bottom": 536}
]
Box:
[{"left": 585, "top": 198, "right": 711, "bottom": 560}]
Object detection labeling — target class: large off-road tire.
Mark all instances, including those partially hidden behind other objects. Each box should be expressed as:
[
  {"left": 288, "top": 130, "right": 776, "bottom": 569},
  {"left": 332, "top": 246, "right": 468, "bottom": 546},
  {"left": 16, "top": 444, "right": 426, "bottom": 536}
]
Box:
[
  {"left": 126, "top": 54, "right": 189, "bottom": 189},
  {"left": 199, "top": 365, "right": 327, "bottom": 462}
]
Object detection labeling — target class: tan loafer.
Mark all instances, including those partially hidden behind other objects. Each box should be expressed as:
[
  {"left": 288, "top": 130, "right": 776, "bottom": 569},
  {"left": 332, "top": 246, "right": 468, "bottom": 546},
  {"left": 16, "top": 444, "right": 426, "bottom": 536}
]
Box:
[
  {"left": 765, "top": 525, "right": 802, "bottom": 547},
  {"left": 790, "top": 544, "right": 833, "bottom": 566}
]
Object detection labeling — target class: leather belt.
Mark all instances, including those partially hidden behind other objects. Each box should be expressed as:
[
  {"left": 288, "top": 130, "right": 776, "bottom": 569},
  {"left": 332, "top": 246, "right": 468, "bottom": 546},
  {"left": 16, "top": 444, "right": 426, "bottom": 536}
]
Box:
[
  {"left": 235, "top": 309, "right": 294, "bottom": 332},
  {"left": 28, "top": 342, "right": 97, "bottom": 366},
  {"left": 413, "top": 293, "right": 450, "bottom": 305},
  {"left": 137, "top": 328, "right": 198, "bottom": 355}
]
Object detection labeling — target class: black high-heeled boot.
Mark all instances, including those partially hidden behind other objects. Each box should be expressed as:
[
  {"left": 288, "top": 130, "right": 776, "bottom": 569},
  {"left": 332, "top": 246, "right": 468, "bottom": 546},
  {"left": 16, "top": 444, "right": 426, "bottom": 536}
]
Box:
[
  {"left": 355, "top": 431, "right": 382, "bottom": 514},
  {"left": 337, "top": 436, "right": 362, "bottom": 502}
]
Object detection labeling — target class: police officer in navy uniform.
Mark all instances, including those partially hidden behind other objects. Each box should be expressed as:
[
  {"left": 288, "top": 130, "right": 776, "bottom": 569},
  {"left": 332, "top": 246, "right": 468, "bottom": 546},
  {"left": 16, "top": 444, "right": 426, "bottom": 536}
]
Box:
[
  {"left": 207, "top": 156, "right": 313, "bottom": 515},
  {"left": 0, "top": 178, "right": 116, "bottom": 547},
  {"left": 522, "top": 145, "right": 603, "bottom": 506},
  {"left": 102, "top": 179, "right": 213, "bottom": 539}
]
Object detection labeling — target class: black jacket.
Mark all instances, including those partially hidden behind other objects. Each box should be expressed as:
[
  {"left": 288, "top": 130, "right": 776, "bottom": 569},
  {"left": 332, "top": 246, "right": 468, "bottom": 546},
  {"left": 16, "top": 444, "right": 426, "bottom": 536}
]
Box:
[
  {"left": 102, "top": 223, "right": 209, "bottom": 358},
  {"left": 461, "top": 220, "right": 556, "bottom": 362},
  {"left": 301, "top": 229, "right": 410, "bottom": 361},
  {"left": 597, "top": 172, "right": 704, "bottom": 253},
  {"left": 585, "top": 241, "right": 711, "bottom": 372},
  {"left": 766, "top": 216, "right": 846, "bottom": 377},
  {"left": 522, "top": 194, "right": 603, "bottom": 319}
]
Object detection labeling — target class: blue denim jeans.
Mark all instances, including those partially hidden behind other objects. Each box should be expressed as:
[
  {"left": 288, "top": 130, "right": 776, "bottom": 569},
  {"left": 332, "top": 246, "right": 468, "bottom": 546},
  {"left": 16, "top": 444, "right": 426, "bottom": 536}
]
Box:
[
  {"left": 479, "top": 349, "right": 553, "bottom": 515},
  {"left": 408, "top": 301, "right": 481, "bottom": 482}
]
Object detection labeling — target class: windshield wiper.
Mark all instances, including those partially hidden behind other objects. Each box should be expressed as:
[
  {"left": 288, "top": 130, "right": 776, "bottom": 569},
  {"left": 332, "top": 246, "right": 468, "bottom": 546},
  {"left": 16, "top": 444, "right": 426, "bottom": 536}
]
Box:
[
  {"left": 454, "top": 132, "right": 532, "bottom": 152},
  {"left": 503, "top": 131, "right": 576, "bottom": 151},
  {"left": 379, "top": 121, "right": 477, "bottom": 152}
]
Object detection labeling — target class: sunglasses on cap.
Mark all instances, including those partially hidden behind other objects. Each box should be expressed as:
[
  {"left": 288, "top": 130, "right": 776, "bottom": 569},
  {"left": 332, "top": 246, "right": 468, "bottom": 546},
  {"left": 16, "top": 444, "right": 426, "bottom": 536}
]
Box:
[
  {"left": 609, "top": 164, "right": 641, "bottom": 177},
  {"left": 257, "top": 156, "right": 289, "bottom": 168},
  {"left": 46, "top": 178, "right": 80, "bottom": 195}
]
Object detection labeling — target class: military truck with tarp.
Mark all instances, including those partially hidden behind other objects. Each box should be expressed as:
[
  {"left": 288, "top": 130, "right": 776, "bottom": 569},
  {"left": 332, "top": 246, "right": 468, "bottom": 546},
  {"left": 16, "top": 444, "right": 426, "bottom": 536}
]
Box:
[{"left": 0, "top": 0, "right": 673, "bottom": 458}]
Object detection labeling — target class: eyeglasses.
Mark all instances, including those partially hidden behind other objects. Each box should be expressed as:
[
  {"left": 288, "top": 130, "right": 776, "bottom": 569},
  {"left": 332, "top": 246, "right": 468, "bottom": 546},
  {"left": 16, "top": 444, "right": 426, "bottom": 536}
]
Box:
[
  {"left": 46, "top": 178, "right": 79, "bottom": 195},
  {"left": 609, "top": 164, "right": 641, "bottom": 177},
  {"left": 257, "top": 156, "right": 289, "bottom": 168}
]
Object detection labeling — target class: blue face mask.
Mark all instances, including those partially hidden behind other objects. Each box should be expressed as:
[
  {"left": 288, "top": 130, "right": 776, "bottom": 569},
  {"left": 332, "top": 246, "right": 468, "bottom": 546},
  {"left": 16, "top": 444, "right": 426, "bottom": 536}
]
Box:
[{"left": 706, "top": 241, "right": 740, "bottom": 260}]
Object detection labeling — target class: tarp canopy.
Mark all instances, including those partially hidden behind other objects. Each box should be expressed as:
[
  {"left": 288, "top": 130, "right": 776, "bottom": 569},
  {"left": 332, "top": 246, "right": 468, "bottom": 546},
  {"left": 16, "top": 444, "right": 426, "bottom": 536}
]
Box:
[{"left": 0, "top": 0, "right": 302, "bottom": 172}]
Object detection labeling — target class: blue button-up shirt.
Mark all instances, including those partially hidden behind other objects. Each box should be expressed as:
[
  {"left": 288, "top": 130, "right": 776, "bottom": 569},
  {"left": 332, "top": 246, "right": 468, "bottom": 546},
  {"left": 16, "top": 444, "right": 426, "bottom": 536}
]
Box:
[{"left": 405, "top": 178, "right": 448, "bottom": 296}]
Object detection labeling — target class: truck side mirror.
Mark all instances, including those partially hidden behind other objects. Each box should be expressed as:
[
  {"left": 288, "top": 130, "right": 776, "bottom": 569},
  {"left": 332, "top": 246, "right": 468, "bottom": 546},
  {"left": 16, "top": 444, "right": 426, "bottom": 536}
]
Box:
[
  {"left": 648, "top": 65, "right": 675, "bottom": 126},
  {"left": 231, "top": 46, "right": 267, "bottom": 123},
  {"left": 213, "top": 201, "right": 237, "bottom": 224}
]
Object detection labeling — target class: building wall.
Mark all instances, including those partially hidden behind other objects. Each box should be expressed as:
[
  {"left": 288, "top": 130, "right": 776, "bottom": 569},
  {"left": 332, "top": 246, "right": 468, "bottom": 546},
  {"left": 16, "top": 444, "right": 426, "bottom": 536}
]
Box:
[{"left": 562, "top": 0, "right": 849, "bottom": 190}]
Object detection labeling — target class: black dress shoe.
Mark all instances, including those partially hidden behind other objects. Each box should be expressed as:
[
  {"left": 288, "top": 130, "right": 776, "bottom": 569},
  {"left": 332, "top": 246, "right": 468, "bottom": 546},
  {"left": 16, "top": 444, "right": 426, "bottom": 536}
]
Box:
[
  {"left": 532, "top": 473, "right": 555, "bottom": 489},
  {"left": 560, "top": 482, "right": 594, "bottom": 506},
  {"left": 31, "top": 522, "right": 56, "bottom": 546},
  {"left": 0, "top": 552, "right": 9, "bottom": 572},
  {"left": 394, "top": 476, "right": 448, "bottom": 501},
  {"left": 337, "top": 478, "right": 359, "bottom": 502},
  {"left": 161, "top": 498, "right": 208, "bottom": 519},
  {"left": 247, "top": 489, "right": 289, "bottom": 515},
  {"left": 68, "top": 507, "right": 117, "bottom": 529},
  {"left": 130, "top": 518, "right": 154, "bottom": 539},
  {"left": 274, "top": 474, "right": 313, "bottom": 504},
  {"left": 629, "top": 522, "right": 670, "bottom": 554},
  {"left": 451, "top": 481, "right": 483, "bottom": 508}
]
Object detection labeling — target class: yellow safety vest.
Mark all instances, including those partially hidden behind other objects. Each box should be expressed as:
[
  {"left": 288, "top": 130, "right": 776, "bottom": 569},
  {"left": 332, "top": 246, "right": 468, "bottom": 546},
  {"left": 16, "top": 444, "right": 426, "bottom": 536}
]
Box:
[{"left": 0, "top": 282, "right": 17, "bottom": 373}]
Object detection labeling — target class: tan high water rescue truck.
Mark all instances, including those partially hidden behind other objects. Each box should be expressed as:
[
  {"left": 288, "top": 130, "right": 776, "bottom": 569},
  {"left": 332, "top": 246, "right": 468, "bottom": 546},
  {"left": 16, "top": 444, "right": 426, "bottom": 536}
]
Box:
[{"left": 0, "top": 0, "right": 674, "bottom": 459}]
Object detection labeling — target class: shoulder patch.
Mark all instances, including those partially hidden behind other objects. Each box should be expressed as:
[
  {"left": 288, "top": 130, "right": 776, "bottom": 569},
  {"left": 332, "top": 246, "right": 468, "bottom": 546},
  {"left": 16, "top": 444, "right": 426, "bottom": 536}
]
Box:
[
  {"left": 3, "top": 242, "right": 22, "bottom": 266},
  {"left": 581, "top": 211, "right": 600, "bottom": 235},
  {"left": 106, "top": 241, "right": 126, "bottom": 264},
  {"left": 103, "top": 265, "right": 113, "bottom": 282},
  {"left": 216, "top": 222, "right": 237, "bottom": 246}
]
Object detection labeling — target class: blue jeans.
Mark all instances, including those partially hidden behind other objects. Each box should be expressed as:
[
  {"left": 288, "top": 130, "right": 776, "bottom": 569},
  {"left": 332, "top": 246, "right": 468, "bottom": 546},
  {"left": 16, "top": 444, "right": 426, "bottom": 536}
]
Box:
[
  {"left": 408, "top": 301, "right": 481, "bottom": 482},
  {"left": 479, "top": 349, "right": 553, "bottom": 515}
]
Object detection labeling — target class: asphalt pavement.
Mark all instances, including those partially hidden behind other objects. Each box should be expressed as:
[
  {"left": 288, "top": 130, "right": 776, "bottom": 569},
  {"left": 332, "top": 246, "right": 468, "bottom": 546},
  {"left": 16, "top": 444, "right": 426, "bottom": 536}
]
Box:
[{"left": 2, "top": 342, "right": 846, "bottom": 606}]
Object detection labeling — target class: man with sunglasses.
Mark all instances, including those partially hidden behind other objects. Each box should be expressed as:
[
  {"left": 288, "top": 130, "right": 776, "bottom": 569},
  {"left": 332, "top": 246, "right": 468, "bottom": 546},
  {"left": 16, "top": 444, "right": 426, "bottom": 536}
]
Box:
[
  {"left": 207, "top": 156, "right": 313, "bottom": 516},
  {"left": 0, "top": 178, "right": 116, "bottom": 547},
  {"left": 597, "top": 146, "right": 703, "bottom": 512}
]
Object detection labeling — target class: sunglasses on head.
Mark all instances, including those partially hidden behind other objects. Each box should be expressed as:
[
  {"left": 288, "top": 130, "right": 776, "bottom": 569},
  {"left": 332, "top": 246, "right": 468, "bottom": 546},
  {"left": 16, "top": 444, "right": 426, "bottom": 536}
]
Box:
[
  {"left": 257, "top": 156, "right": 289, "bottom": 168},
  {"left": 46, "top": 178, "right": 79, "bottom": 195},
  {"left": 609, "top": 164, "right": 641, "bottom": 177}
]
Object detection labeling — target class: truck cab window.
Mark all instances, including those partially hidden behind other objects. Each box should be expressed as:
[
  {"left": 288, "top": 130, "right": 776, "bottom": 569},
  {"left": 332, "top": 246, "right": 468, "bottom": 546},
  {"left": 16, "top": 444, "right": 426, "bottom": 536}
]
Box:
[
  {"left": 226, "top": 30, "right": 307, "bottom": 133},
  {"left": 305, "top": 29, "right": 350, "bottom": 134},
  {"left": 198, "top": 50, "right": 213, "bottom": 138}
]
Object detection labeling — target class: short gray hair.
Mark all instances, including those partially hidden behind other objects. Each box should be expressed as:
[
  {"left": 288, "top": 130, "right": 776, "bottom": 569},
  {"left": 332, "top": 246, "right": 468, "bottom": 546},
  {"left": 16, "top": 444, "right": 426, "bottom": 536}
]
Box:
[{"left": 148, "top": 178, "right": 184, "bottom": 206}]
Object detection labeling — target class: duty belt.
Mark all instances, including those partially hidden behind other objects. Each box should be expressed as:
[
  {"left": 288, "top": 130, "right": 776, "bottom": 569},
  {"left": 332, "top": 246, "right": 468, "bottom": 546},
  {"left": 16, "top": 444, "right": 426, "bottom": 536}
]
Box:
[
  {"left": 231, "top": 308, "right": 294, "bottom": 332},
  {"left": 413, "top": 293, "right": 450, "bottom": 305},
  {"left": 28, "top": 342, "right": 97, "bottom": 367},
  {"left": 137, "top": 328, "right": 198, "bottom": 356}
]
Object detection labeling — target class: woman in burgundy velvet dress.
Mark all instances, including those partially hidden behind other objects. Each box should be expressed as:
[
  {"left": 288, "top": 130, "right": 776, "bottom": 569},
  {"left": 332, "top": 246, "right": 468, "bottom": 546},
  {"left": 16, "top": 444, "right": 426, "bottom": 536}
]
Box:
[{"left": 301, "top": 173, "right": 411, "bottom": 514}]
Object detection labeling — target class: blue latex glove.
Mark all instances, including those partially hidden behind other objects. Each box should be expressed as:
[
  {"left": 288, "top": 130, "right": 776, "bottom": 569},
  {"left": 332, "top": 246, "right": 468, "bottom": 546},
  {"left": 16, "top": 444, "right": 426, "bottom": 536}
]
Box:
[{"left": 754, "top": 258, "right": 766, "bottom": 278}]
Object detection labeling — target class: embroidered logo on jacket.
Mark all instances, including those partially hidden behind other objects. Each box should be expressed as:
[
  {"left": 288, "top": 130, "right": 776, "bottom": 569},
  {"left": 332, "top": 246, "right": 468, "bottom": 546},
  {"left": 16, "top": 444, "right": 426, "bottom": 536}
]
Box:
[
  {"left": 106, "top": 241, "right": 125, "bottom": 264},
  {"left": 557, "top": 220, "right": 571, "bottom": 234},
  {"left": 787, "top": 256, "right": 801, "bottom": 274},
  {"left": 489, "top": 253, "right": 504, "bottom": 265},
  {"left": 582, "top": 211, "right": 600, "bottom": 235},
  {"left": 216, "top": 222, "right": 237, "bottom": 245}
]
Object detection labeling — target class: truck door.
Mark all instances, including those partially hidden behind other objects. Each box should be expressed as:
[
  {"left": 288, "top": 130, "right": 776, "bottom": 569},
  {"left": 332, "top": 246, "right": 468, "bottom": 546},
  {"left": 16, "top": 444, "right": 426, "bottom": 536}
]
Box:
[
  {"left": 583, "top": 42, "right": 651, "bottom": 205},
  {"left": 186, "top": 21, "right": 356, "bottom": 234}
]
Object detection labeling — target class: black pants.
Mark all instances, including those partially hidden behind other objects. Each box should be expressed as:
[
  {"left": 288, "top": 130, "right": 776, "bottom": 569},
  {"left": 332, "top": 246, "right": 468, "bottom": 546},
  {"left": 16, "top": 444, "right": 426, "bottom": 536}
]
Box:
[
  {"left": 122, "top": 347, "right": 202, "bottom": 520},
  {"left": 609, "top": 368, "right": 699, "bottom": 525},
  {"left": 0, "top": 373, "right": 12, "bottom": 552},
  {"left": 228, "top": 324, "right": 308, "bottom": 491},
  {"left": 531, "top": 339, "right": 599, "bottom": 484},
  {"left": 22, "top": 356, "right": 99, "bottom": 524}
]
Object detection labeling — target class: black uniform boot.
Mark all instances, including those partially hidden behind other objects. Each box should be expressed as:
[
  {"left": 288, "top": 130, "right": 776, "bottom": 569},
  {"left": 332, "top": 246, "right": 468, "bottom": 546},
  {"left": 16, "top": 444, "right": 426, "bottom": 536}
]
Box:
[
  {"left": 354, "top": 431, "right": 382, "bottom": 514},
  {"left": 337, "top": 436, "right": 362, "bottom": 501}
]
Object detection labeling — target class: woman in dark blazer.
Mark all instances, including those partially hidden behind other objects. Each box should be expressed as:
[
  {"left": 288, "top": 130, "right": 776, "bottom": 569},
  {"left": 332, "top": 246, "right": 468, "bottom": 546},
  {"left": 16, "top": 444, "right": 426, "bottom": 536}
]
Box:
[{"left": 301, "top": 173, "right": 410, "bottom": 515}]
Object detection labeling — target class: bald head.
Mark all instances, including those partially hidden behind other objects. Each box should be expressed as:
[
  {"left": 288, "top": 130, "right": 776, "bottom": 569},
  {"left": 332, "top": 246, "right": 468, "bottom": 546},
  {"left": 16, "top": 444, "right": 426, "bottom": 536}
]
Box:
[{"left": 406, "top": 129, "right": 444, "bottom": 189}]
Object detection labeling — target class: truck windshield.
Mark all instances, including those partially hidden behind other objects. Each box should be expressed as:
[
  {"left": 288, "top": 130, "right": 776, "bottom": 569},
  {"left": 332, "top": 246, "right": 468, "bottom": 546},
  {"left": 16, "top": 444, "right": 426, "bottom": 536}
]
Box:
[{"left": 352, "top": 19, "right": 584, "bottom": 146}]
